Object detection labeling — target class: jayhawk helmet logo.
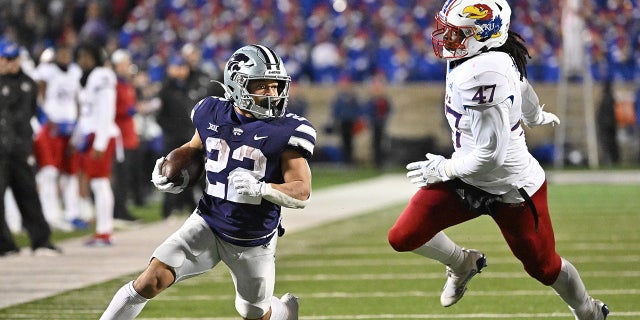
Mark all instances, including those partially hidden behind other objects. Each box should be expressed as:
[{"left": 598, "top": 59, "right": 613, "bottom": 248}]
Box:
[{"left": 462, "top": 4, "right": 503, "bottom": 41}]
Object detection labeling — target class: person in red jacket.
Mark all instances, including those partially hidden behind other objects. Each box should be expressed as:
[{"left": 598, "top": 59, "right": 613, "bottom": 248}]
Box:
[{"left": 111, "top": 49, "right": 140, "bottom": 224}]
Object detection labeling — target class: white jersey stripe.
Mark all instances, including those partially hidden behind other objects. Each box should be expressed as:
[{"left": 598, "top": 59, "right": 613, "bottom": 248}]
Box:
[
  {"left": 295, "top": 124, "right": 317, "bottom": 139},
  {"left": 288, "top": 136, "right": 314, "bottom": 154}
]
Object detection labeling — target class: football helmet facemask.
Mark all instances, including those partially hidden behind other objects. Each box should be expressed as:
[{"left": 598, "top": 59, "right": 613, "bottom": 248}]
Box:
[
  {"left": 432, "top": 0, "right": 511, "bottom": 60},
  {"left": 220, "top": 44, "right": 290, "bottom": 119}
]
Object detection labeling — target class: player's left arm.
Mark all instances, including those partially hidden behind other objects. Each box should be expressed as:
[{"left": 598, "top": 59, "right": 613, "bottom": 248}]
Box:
[{"left": 520, "top": 78, "right": 560, "bottom": 127}]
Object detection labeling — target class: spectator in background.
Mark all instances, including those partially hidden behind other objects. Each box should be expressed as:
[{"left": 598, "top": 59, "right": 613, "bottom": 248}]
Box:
[
  {"left": 71, "top": 41, "right": 119, "bottom": 247},
  {"left": 156, "top": 55, "right": 204, "bottom": 219},
  {"left": 331, "top": 76, "right": 362, "bottom": 165},
  {"left": 32, "top": 44, "right": 83, "bottom": 232},
  {"left": 180, "top": 43, "right": 225, "bottom": 98},
  {"left": 364, "top": 78, "right": 392, "bottom": 169},
  {"left": 596, "top": 80, "right": 619, "bottom": 166},
  {"left": 132, "top": 71, "right": 162, "bottom": 206},
  {"left": 310, "top": 29, "right": 341, "bottom": 83},
  {"left": 111, "top": 49, "right": 140, "bottom": 225},
  {"left": 0, "top": 40, "right": 62, "bottom": 257},
  {"left": 78, "top": 0, "right": 109, "bottom": 44},
  {"left": 286, "top": 81, "right": 309, "bottom": 117}
]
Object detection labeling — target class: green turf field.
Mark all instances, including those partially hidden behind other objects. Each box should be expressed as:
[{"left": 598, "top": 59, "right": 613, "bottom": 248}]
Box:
[{"left": 1, "top": 183, "right": 638, "bottom": 319}]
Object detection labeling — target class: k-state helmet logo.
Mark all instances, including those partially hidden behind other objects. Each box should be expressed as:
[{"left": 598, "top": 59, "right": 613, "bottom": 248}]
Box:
[{"left": 227, "top": 53, "right": 255, "bottom": 75}]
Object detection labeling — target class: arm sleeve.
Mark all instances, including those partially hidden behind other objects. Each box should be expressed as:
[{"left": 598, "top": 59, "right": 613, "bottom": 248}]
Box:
[
  {"left": 448, "top": 99, "right": 511, "bottom": 177},
  {"left": 520, "top": 78, "right": 542, "bottom": 123}
]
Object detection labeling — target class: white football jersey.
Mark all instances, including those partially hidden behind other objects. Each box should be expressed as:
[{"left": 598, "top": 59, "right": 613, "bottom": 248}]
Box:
[
  {"left": 75, "top": 67, "right": 119, "bottom": 152},
  {"left": 443, "top": 51, "right": 544, "bottom": 202},
  {"left": 32, "top": 62, "right": 82, "bottom": 123}
]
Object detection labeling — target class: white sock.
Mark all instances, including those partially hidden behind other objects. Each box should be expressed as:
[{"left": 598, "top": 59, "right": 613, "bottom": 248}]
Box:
[
  {"left": 91, "top": 178, "right": 114, "bottom": 235},
  {"left": 4, "top": 188, "right": 22, "bottom": 233},
  {"left": 411, "top": 231, "right": 465, "bottom": 270},
  {"left": 269, "top": 296, "right": 289, "bottom": 320},
  {"left": 36, "top": 166, "right": 63, "bottom": 223},
  {"left": 551, "top": 258, "right": 592, "bottom": 319},
  {"left": 100, "top": 281, "right": 149, "bottom": 320},
  {"left": 60, "top": 174, "right": 80, "bottom": 221},
  {"left": 78, "top": 196, "right": 95, "bottom": 221}
]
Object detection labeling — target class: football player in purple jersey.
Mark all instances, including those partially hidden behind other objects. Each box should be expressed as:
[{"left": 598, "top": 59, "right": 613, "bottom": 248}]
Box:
[{"left": 100, "top": 44, "right": 316, "bottom": 320}]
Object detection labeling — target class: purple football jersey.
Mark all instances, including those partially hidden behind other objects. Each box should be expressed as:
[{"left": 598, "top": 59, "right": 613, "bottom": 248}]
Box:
[{"left": 191, "top": 97, "right": 316, "bottom": 246}]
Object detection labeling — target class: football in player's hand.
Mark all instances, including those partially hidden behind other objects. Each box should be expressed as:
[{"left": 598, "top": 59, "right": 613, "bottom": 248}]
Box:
[{"left": 161, "top": 146, "right": 205, "bottom": 188}]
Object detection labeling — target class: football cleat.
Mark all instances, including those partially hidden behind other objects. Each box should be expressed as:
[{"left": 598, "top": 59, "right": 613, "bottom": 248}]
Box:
[
  {"left": 595, "top": 298, "right": 610, "bottom": 320},
  {"left": 32, "top": 243, "right": 63, "bottom": 256},
  {"left": 85, "top": 234, "right": 113, "bottom": 247},
  {"left": 70, "top": 218, "right": 89, "bottom": 230},
  {"left": 49, "top": 219, "right": 75, "bottom": 232},
  {"left": 280, "top": 293, "right": 299, "bottom": 320},
  {"left": 440, "top": 248, "right": 486, "bottom": 307}
]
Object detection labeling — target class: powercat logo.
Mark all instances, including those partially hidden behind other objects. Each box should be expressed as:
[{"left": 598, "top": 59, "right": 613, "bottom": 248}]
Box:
[{"left": 227, "top": 53, "right": 255, "bottom": 75}]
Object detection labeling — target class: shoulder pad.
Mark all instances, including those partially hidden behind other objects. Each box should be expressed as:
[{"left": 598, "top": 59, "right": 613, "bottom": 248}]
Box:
[
  {"left": 282, "top": 113, "right": 316, "bottom": 159},
  {"left": 456, "top": 54, "right": 513, "bottom": 108}
]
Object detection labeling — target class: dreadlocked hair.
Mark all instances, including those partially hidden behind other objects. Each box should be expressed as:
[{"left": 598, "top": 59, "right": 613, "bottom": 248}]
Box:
[{"left": 488, "top": 31, "right": 530, "bottom": 80}]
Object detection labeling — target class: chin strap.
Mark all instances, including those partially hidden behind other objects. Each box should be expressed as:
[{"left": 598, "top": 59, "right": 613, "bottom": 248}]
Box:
[{"left": 211, "top": 80, "right": 231, "bottom": 98}]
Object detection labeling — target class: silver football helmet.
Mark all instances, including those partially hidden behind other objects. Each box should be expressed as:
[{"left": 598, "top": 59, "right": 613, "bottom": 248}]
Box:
[
  {"left": 220, "top": 44, "right": 290, "bottom": 119},
  {"left": 432, "top": 0, "right": 511, "bottom": 60}
]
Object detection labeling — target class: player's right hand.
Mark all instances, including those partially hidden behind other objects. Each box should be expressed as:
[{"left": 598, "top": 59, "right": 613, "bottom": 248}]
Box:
[{"left": 151, "top": 157, "right": 184, "bottom": 194}]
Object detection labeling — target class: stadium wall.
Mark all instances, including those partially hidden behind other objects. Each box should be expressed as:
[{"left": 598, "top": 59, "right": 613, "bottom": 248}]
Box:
[{"left": 297, "top": 82, "right": 638, "bottom": 166}]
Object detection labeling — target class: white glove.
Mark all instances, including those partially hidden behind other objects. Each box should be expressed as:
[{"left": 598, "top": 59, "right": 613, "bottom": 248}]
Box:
[
  {"left": 406, "top": 153, "right": 451, "bottom": 187},
  {"left": 523, "top": 104, "right": 560, "bottom": 128},
  {"left": 150, "top": 157, "right": 185, "bottom": 194},
  {"left": 229, "top": 171, "right": 264, "bottom": 197}
]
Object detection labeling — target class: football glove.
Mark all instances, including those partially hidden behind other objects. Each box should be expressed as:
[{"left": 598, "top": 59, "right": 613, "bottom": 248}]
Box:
[
  {"left": 151, "top": 157, "right": 185, "bottom": 194},
  {"left": 229, "top": 171, "right": 264, "bottom": 197},
  {"left": 406, "top": 153, "right": 451, "bottom": 187},
  {"left": 523, "top": 104, "right": 560, "bottom": 128}
]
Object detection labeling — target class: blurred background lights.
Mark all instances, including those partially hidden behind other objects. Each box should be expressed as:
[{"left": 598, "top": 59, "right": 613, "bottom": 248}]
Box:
[{"left": 333, "top": 0, "right": 347, "bottom": 13}]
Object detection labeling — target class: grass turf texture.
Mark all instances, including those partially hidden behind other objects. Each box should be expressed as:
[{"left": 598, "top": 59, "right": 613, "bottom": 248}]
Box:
[{"left": 2, "top": 182, "right": 638, "bottom": 319}]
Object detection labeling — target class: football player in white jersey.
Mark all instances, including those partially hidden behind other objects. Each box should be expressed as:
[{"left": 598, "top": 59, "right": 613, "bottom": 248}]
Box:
[
  {"left": 388, "top": 1, "right": 609, "bottom": 319},
  {"left": 99, "top": 44, "right": 315, "bottom": 320},
  {"left": 32, "top": 44, "right": 83, "bottom": 232},
  {"left": 71, "top": 42, "right": 119, "bottom": 246}
]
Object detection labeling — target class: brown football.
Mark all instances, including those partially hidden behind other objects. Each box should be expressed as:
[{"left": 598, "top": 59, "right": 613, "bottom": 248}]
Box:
[{"left": 161, "top": 146, "right": 205, "bottom": 188}]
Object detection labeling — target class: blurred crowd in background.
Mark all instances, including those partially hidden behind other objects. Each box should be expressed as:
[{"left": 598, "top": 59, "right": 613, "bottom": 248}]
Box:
[
  {"left": 0, "top": 0, "right": 639, "bottom": 239},
  {"left": 1, "top": 0, "right": 638, "bottom": 85}
]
